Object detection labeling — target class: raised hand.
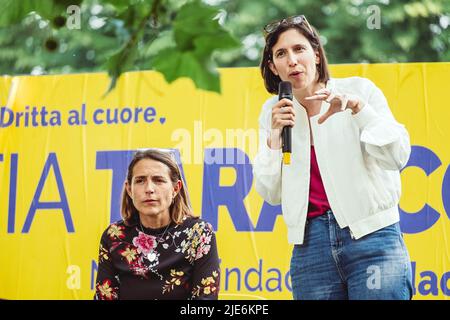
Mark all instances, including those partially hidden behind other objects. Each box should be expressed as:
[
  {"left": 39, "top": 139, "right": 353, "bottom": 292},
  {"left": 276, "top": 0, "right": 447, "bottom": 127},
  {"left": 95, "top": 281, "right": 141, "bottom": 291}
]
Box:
[{"left": 305, "top": 88, "right": 362, "bottom": 124}]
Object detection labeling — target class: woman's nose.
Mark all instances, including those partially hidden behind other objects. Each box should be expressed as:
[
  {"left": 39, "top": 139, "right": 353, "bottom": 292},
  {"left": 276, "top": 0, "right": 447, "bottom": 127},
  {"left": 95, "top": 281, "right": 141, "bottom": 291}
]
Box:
[
  {"left": 288, "top": 52, "right": 297, "bottom": 66},
  {"left": 144, "top": 182, "right": 155, "bottom": 193}
]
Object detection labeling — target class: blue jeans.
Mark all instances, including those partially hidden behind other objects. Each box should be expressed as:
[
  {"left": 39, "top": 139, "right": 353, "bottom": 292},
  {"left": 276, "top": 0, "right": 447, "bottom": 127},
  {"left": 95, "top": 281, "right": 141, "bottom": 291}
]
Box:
[{"left": 290, "top": 210, "right": 413, "bottom": 300}]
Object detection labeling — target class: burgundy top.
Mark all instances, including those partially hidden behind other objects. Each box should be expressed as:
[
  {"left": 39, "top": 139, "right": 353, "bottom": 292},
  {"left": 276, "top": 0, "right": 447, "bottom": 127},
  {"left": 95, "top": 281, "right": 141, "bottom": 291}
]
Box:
[{"left": 307, "top": 146, "right": 331, "bottom": 218}]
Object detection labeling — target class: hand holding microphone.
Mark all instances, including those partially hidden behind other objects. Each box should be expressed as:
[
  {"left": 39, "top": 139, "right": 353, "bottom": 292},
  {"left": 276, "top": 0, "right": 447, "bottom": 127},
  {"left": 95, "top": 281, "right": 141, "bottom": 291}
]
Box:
[{"left": 269, "top": 81, "right": 295, "bottom": 164}]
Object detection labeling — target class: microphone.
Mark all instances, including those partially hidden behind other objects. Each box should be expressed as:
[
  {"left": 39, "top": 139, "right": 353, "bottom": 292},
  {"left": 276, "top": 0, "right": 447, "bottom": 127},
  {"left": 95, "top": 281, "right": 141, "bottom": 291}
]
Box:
[{"left": 278, "top": 81, "right": 292, "bottom": 165}]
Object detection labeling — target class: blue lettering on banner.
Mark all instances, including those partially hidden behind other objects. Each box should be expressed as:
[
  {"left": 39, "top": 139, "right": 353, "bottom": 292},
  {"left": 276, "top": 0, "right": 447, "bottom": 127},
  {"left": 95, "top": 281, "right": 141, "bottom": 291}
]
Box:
[
  {"left": 399, "top": 146, "right": 441, "bottom": 234},
  {"left": 93, "top": 108, "right": 103, "bottom": 125},
  {"left": 442, "top": 164, "right": 450, "bottom": 221},
  {"left": 87, "top": 260, "right": 450, "bottom": 297},
  {"left": 92, "top": 146, "right": 450, "bottom": 233},
  {"left": 206, "top": 259, "right": 292, "bottom": 293},
  {"left": 92, "top": 105, "right": 157, "bottom": 125},
  {"left": 225, "top": 268, "right": 241, "bottom": 291},
  {"left": 284, "top": 271, "right": 292, "bottom": 292},
  {"left": 419, "top": 270, "right": 439, "bottom": 296},
  {"left": 201, "top": 148, "right": 283, "bottom": 232},
  {"left": 202, "top": 148, "right": 255, "bottom": 231},
  {"left": 1, "top": 104, "right": 160, "bottom": 127},
  {"left": 91, "top": 260, "right": 98, "bottom": 291},
  {"left": 96, "top": 150, "right": 134, "bottom": 223},
  {"left": 265, "top": 268, "right": 283, "bottom": 292},
  {"left": 246, "top": 259, "right": 263, "bottom": 291},
  {"left": 411, "top": 261, "right": 450, "bottom": 296},
  {"left": 90, "top": 258, "right": 292, "bottom": 294},
  {"left": 2, "top": 145, "right": 450, "bottom": 235},
  {"left": 255, "top": 201, "right": 282, "bottom": 231},
  {"left": 95, "top": 149, "right": 187, "bottom": 224},
  {"left": 0, "top": 106, "right": 62, "bottom": 128},
  {"left": 143, "top": 107, "right": 156, "bottom": 123},
  {"left": 0, "top": 107, "right": 12, "bottom": 127},
  {"left": 7, "top": 154, "right": 18, "bottom": 233},
  {"left": 442, "top": 271, "right": 450, "bottom": 296},
  {"left": 67, "top": 103, "right": 88, "bottom": 126},
  {"left": 22, "top": 153, "right": 74, "bottom": 233}
]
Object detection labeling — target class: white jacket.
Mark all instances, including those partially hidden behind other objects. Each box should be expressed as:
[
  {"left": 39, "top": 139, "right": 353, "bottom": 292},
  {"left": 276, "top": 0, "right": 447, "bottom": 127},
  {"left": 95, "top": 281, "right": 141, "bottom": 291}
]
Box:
[{"left": 253, "top": 77, "right": 411, "bottom": 244}]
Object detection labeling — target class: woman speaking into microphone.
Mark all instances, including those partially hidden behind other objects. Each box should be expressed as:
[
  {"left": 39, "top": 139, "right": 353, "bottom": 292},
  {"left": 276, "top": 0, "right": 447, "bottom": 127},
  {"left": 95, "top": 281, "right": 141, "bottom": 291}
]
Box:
[{"left": 253, "top": 15, "right": 413, "bottom": 300}]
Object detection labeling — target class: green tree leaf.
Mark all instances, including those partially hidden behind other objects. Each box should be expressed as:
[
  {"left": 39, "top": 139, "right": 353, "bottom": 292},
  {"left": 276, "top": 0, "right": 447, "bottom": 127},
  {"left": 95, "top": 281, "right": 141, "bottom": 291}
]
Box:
[
  {"left": 151, "top": 0, "right": 239, "bottom": 93},
  {"left": 0, "top": 0, "right": 447, "bottom": 94},
  {"left": 153, "top": 49, "right": 220, "bottom": 92}
]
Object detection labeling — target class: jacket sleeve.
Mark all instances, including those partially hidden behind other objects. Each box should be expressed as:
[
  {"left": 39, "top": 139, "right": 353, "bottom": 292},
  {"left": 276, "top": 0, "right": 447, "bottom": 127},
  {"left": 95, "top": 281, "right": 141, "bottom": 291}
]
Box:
[
  {"left": 352, "top": 80, "right": 411, "bottom": 171},
  {"left": 252, "top": 99, "right": 283, "bottom": 205}
]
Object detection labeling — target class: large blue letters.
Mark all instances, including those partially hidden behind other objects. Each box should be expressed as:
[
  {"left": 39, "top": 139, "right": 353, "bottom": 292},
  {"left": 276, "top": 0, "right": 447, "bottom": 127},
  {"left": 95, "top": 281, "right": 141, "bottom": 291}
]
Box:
[
  {"left": 201, "top": 148, "right": 283, "bottom": 232},
  {"left": 399, "top": 146, "right": 441, "bottom": 233},
  {"left": 202, "top": 148, "right": 255, "bottom": 231},
  {"left": 22, "top": 153, "right": 74, "bottom": 233}
]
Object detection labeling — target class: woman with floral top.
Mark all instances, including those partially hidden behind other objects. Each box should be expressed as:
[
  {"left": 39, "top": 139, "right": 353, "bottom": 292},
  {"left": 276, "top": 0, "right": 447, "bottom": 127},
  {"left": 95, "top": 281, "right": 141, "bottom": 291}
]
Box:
[{"left": 95, "top": 149, "right": 220, "bottom": 300}]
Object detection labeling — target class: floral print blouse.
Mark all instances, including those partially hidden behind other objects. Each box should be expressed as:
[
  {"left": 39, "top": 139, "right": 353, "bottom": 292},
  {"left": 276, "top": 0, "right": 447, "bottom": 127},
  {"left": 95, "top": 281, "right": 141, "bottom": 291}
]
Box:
[{"left": 95, "top": 216, "right": 220, "bottom": 300}]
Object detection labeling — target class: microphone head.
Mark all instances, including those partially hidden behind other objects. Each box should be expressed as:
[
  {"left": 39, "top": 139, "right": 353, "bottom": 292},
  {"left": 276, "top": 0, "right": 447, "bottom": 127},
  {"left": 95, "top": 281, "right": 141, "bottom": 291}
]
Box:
[{"left": 278, "top": 81, "right": 293, "bottom": 100}]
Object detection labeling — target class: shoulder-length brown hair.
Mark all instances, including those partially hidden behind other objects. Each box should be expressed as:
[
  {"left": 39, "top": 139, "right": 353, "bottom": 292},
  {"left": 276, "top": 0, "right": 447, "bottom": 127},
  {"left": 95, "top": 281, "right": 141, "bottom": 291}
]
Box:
[
  {"left": 260, "top": 21, "right": 330, "bottom": 95},
  {"left": 121, "top": 149, "right": 193, "bottom": 226}
]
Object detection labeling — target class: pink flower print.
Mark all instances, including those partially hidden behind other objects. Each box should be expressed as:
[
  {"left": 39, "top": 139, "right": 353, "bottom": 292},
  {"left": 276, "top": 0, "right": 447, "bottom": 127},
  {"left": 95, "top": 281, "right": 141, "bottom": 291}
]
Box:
[
  {"left": 133, "top": 231, "right": 157, "bottom": 255},
  {"left": 199, "top": 234, "right": 212, "bottom": 245},
  {"left": 195, "top": 244, "right": 211, "bottom": 260}
]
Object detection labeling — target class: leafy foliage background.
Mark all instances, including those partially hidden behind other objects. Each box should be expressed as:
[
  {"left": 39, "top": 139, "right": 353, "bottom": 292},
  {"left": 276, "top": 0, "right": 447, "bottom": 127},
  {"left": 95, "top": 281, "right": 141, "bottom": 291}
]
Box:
[{"left": 0, "top": 0, "right": 448, "bottom": 93}]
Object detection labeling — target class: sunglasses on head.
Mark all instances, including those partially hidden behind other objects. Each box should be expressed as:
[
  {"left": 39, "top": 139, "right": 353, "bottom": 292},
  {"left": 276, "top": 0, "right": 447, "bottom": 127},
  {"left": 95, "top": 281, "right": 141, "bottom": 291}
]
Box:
[{"left": 263, "top": 15, "right": 314, "bottom": 37}]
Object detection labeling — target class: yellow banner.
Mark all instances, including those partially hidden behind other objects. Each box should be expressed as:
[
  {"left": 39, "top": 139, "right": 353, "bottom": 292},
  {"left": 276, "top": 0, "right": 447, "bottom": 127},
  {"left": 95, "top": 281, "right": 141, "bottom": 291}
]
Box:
[
  {"left": 1, "top": 75, "right": 11, "bottom": 105},
  {"left": 1, "top": 63, "right": 449, "bottom": 299}
]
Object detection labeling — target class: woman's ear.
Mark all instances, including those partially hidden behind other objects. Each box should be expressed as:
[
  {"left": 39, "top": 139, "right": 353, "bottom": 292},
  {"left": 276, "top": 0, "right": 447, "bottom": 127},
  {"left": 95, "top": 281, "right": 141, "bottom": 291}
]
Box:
[
  {"left": 125, "top": 181, "right": 132, "bottom": 199},
  {"left": 315, "top": 51, "right": 320, "bottom": 65},
  {"left": 268, "top": 60, "right": 279, "bottom": 76},
  {"left": 173, "top": 180, "right": 182, "bottom": 196}
]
